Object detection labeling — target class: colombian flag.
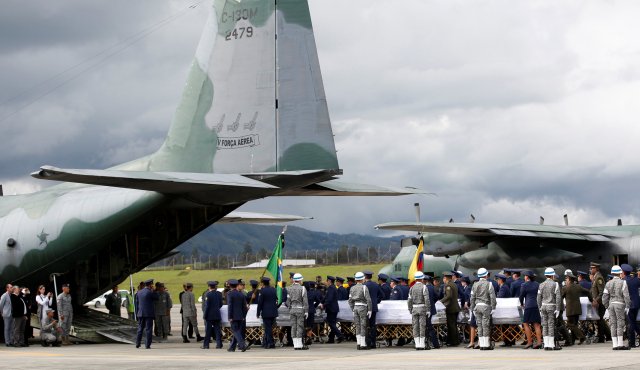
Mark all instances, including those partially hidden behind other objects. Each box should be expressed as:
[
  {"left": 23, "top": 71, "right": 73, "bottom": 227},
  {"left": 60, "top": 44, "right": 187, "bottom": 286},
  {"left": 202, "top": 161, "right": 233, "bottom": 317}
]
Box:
[
  {"left": 266, "top": 233, "right": 285, "bottom": 304},
  {"left": 408, "top": 236, "right": 424, "bottom": 287}
]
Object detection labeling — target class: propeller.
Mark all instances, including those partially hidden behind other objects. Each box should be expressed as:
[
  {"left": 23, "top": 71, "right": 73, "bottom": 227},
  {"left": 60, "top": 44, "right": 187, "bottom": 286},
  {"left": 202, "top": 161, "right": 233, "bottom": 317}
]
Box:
[
  {"left": 617, "top": 218, "right": 622, "bottom": 226},
  {"left": 563, "top": 214, "right": 569, "bottom": 226},
  {"left": 539, "top": 216, "right": 544, "bottom": 225},
  {"left": 469, "top": 214, "right": 475, "bottom": 223}
]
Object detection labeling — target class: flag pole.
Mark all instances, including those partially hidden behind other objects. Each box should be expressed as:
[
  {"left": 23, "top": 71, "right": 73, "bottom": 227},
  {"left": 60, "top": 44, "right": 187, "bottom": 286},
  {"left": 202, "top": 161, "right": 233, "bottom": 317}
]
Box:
[{"left": 250, "top": 226, "right": 287, "bottom": 305}]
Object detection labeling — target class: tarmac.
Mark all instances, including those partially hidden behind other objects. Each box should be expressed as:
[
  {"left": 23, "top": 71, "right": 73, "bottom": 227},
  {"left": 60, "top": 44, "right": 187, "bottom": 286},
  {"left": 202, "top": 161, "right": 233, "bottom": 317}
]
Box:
[{"left": 3, "top": 306, "right": 639, "bottom": 370}]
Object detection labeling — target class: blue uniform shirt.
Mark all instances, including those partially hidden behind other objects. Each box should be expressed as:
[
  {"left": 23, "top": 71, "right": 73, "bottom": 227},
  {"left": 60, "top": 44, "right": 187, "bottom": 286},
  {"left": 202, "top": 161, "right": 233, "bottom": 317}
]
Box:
[
  {"left": 400, "top": 285, "right": 410, "bottom": 300},
  {"left": 256, "top": 286, "right": 279, "bottom": 319},
  {"left": 510, "top": 279, "right": 523, "bottom": 298},
  {"left": 626, "top": 276, "right": 640, "bottom": 309},
  {"left": 364, "top": 280, "right": 383, "bottom": 312},
  {"left": 579, "top": 280, "right": 592, "bottom": 293},
  {"left": 203, "top": 289, "right": 223, "bottom": 321},
  {"left": 390, "top": 286, "right": 402, "bottom": 300},
  {"left": 136, "top": 287, "right": 159, "bottom": 318},
  {"left": 324, "top": 285, "right": 340, "bottom": 313},
  {"left": 426, "top": 284, "right": 438, "bottom": 316},
  {"left": 227, "top": 290, "right": 247, "bottom": 321},
  {"left": 519, "top": 281, "right": 540, "bottom": 309},
  {"left": 497, "top": 284, "right": 510, "bottom": 298},
  {"left": 380, "top": 283, "right": 391, "bottom": 300}
]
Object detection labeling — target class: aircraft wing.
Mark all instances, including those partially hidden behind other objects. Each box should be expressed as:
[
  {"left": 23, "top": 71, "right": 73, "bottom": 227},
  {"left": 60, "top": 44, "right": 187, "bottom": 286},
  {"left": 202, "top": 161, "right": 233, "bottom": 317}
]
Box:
[
  {"left": 219, "top": 211, "right": 311, "bottom": 223},
  {"left": 275, "top": 180, "right": 427, "bottom": 196},
  {"left": 374, "top": 222, "right": 627, "bottom": 241}
]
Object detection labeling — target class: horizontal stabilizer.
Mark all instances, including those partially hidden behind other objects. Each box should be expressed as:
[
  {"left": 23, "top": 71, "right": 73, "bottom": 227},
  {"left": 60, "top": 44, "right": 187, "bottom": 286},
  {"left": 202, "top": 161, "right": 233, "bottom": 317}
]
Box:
[
  {"left": 375, "top": 222, "right": 626, "bottom": 241},
  {"left": 219, "top": 211, "right": 311, "bottom": 224},
  {"left": 276, "top": 180, "right": 427, "bottom": 196}
]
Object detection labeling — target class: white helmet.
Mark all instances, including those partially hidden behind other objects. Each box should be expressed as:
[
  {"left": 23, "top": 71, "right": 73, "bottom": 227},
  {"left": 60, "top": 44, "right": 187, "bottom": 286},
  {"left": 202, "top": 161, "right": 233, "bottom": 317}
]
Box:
[
  {"left": 477, "top": 268, "right": 488, "bottom": 278},
  {"left": 414, "top": 271, "right": 425, "bottom": 280},
  {"left": 293, "top": 273, "right": 303, "bottom": 281},
  {"left": 611, "top": 265, "right": 622, "bottom": 274},
  {"left": 544, "top": 267, "right": 555, "bottom": 276},
  {"left": 355, "top": 272, "right": 365, "bottom": 280},
  {"left": 564, "top": 269, "right": 572, "bottom": 276}
]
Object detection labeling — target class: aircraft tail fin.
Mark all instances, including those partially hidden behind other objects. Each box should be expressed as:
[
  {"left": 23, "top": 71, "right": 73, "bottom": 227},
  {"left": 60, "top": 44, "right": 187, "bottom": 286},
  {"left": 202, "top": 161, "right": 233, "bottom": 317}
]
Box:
[{"left": 149, "top": 0, "right": 339, "bottom": 174}]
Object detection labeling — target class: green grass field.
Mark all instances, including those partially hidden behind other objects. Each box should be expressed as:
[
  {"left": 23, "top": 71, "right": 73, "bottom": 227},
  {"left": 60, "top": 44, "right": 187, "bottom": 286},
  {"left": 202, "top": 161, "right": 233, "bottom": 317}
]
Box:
[{"left": 127, "top": 264, "right": 387, "bottom": 297}]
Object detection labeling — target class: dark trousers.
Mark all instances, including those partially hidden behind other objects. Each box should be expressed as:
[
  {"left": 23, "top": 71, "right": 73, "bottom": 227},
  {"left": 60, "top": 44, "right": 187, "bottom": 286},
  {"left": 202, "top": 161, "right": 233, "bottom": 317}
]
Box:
[
  {"left": 326, "top": 311, "right": 343, "bottom": 340},
  {"left": 136, "top": 317, "right": 153, "bottom": 348},
  {"left": 596, "top": 304, "right": 611, "bottom": 340},
  {"left": 203, "top": 319, "right": 222, "bottom": 348},
  {"left": 427, "top": 316, "right": 438, "bottom": 347},
  {"left": 446, "top": 313, "right": 459, "bottom": 345},
  {"left": 628, "top": 308, "right": 639, "bottom": 346},
  {"left": 366, "top": 311, "right": 377, "bottom": 347},
  {"left": 566, "top": 315, "right": 584, "bottom": 341},
  {"left": 263, "top": 318, "right": 275, "bottom": 347},
  {"left": 230, "top": 320, "right": 246, "bottom": 350}
]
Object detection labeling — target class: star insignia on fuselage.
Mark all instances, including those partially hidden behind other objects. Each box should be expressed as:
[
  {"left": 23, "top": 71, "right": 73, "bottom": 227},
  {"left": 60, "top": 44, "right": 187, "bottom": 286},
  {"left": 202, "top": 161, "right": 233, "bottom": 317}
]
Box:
[{"left": 37, "top": 229, "right": 49, "bottom": 246}]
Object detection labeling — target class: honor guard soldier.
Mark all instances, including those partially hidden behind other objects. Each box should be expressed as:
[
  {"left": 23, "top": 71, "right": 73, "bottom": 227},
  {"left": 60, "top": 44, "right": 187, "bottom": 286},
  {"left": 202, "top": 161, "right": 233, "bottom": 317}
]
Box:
[
  {"left": 439, "top": 271, "right": 461, "bottom": 347},
  {"left": 256, "top": 277, "right": 278, "bottom": 349},
  {"left": 348, "top": 272, "right": 372, "bottom": 350},
  {"left": 378, "top": 274, "right": 391, "bottom": 300},
  {"left": 181, "top": 282, "right": 204, "bottom": 343},
  {"left": 603, "top": 265, "right": 631, "bottom": 350},
  {"left": 510, "top": 270, "right": 523, "bottom": 298},
  {"left": 577, "top": 271, "right": 592, "bottom": 292},
  {"left": 408, "top": 272, "right": 431, "bottom": 350},
  {"left": 537, "top": 268, "right": 562, "bottom": 351},
  {"left": 202, "top": 281, "right": 223, "bottom": 349},
  {"left": 452, "top": 271, "right": 466, "bottom": 309},
  {"left": 590, "top": 262, "right": 612, "bottom": 343},
  {"left": 227, "top": 279, "right": 250, "bottom": 352},
  {"left": 363, "top": 270, "right": 383, "bottom": 349},
  {"left": 135, "top": 279, "right": 158, "bottom": 349},
  {"left": 471, "top": 268, "right": 496, "bottom": 350},
  {"left": 287, "top": 273, "right": 308, "bottom": 350},
  {"left": 562, "top": 272, "right": 591, "bottom": 346},
  {"left": 322, "top": 276, "right": 344, "bottom": 343},
  {"left": 154, "top": 282, "right": 172, "bottom": 340},
  {"left": 621, "top": 264, "right": 640, "bottom": 347}
]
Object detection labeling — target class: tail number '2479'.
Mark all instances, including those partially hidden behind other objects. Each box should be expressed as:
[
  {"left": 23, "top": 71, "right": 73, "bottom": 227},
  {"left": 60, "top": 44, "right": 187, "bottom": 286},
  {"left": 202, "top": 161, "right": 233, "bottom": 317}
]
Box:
[{"left": 225, "top": 27, "right": 253, "bottom": 41}]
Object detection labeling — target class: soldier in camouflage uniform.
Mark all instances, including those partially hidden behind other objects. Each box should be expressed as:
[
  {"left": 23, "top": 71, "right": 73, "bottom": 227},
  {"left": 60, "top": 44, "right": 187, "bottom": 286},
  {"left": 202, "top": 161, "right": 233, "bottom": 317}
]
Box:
[
  {"left": 603, "top": 265, "right": 631, "bottom": 350},
  {"left": 154, "top": 283, "right": 172, "bottom": 340},
  {"left": 590, "top": 262, "right": 612, "bottom": 343},
  {"left": 537, "top": 268, "right": 562, "bottom": 351},
  {"left": 470, "top": 268, "right": 496, "bottom": 350},
  {"left": 407, "top": 271, "right": 431, "bottom": 350},
  {"left": 348, "top": 271, "right": 372, "bottom": 350},
  {"left": 286, "top": 273, "right": 308, "bottom": 350},
  {"left": 57, "top": 284, "right": 73, "bottom": 345}
]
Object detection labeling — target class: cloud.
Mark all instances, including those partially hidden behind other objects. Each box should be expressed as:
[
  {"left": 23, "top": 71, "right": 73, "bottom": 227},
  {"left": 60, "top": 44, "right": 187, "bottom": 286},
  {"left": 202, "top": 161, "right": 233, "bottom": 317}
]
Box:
[{"left": 2, "top": 0, "right": 640, "bottom": 237}]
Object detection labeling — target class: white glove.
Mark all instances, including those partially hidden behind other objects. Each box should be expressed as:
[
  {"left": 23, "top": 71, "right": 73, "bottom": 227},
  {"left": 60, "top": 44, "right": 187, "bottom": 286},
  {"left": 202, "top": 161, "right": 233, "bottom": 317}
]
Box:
[
  {"left": 426, "top": 312, "right": 431, "bottom": 318},
  {"left": 626, "top": 308, "right": 630, "bottom": 315},
  {"left": 554, "top": 310, "right": 559, "bottom": 317},
  {"left": 367, "top": 311, "right": 372, "bottom": 319},
  {"left": 304, "top": 313, "right": 308, "bottom": 319},
  {"left": 257, "top": 314, "right": 261, "bottom": 319},
  {"left": 490, "top": 309, "right": 495, "bottom": 315}
]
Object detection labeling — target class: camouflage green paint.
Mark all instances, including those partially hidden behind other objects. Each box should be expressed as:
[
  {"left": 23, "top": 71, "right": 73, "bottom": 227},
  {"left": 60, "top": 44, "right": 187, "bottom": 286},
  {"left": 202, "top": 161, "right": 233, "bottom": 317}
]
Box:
[{"left": 278, "top": 143, "right": 339, "bottom": 171}]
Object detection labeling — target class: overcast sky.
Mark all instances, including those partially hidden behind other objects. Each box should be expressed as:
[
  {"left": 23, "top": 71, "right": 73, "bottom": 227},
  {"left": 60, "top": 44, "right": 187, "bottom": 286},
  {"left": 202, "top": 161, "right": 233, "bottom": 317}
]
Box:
[{"left": 2, "top": 0, "right": 640, "bottom": 236}]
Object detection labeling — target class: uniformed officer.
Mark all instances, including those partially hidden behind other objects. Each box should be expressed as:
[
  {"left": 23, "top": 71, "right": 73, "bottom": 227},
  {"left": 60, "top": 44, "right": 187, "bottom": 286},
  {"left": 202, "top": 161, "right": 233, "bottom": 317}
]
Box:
[
  {"left": 452, "top": 271, "right": 466, "bottom": 309},
  {"left": 486, "top": 272, "right": 499, "bottom": 295},
  {"left": 424, "top": 275, "right": 440, "bottom": 349},
  {"left": 227, "top": 279, "right": 250, "bottom": 352},
  {"left": 553, "top": 273, "right": 571, "bottom": 348},
  {"left": 378, "top": 274, "right": 391, "bottom": 300},
  {"left": 181, "top": 282, "right": 204, "bottom": 343},
  {"left": 590, "top": 262, "right": 612, "bottom": 343},
  {"left": 408, "top": 272, "right": 431, "bottom": 350},
  {"left": 603, "top": 265, "right": 631, "bottom": 350},
  {"left": 346, "top": 277, "right": 355, "bottom": 295},
  {"left": 202, "top": 281, "right": 223, "bottom": 349},
  {"left": 390, "top": 278, "right": 402, "bottom": 300},
  {"left": 153, "top": 282, "right": 172, "bottom": 340},
  {"left": 537, "top": 267, "right": 562, "bottom": 351},
  {"left": 439, "top": 271, "right": 460, "bottom": 347},
  {"left": 348, "top": 272, "right": 372, "bottom": 350},
  {"left": 304, "top": 281, "right": 321, "bottom": 345},
  {"left": 399, "top": 277, "right": 411, "bottom": 299},
  {"left": 286, "top": 273, "right": 308, "bottom": 350},
  {"left": 256, "top": 277, "right": 278, "bottom": 349},
  {"left": 322, "top": 276, "right": 344, "bottom": 343},
  {"left": 562, "top": 272, "right": 591, "bottom": 346},
  {"left": 510, "top": 269, "right": 523, "bottom": 298},
  {"left": 577, "top": 271, "right": 592, "bottom": 292},
  {"left": 519, "top": 271, "right": 542, "bottom": 349},
  {"left": 495, "top": 273, "right": 513, "bottom": 347},
  {"left": 503, "top": 269, "right": 514, "bottom": 289},
  {"left": 471, "top": 268, "right": 496, "bottom": 350},
  {"left": 247, "top": 280, "right": 260, "bottom": 304},
  {"left": 363, "top": 270, "right": 383, "bottom": 349},
  {"left": 336, "top": 277, "right": 348, "bottom": 300},
  {"left": 105, "top": 285, "right": 122, "bottom": 317},
  {"left": 57, "top": 283, "right": 73, "bottom": 345},
  {"left": 621, "top": 264, "right": 640, "bottom": 347},
  {"left": 135, "top": 279, "right": 158, "bottom": 349}
]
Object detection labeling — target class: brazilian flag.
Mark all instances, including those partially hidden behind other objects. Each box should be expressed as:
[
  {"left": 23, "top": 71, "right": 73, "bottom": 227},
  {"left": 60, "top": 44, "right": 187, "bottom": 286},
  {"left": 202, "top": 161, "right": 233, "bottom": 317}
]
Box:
[{"left": 265, "top": 233, "right": 285, "bottom": 304}]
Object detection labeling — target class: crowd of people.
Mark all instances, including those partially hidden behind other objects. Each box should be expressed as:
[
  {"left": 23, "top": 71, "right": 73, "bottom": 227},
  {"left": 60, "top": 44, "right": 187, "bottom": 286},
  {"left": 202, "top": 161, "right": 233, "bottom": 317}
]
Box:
[{"left": 1, "top": 261, "right": 638, "bottom": 352}]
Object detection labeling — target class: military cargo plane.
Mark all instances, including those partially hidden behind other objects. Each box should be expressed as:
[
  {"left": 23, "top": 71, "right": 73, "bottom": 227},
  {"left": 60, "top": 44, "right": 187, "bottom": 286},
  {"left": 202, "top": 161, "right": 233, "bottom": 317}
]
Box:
[
  {"left": 0, "top": 0, "right": 416, "bottom": 306},
  {"left": 376, "top": 215, "right": 640, "bottom": 279}
]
